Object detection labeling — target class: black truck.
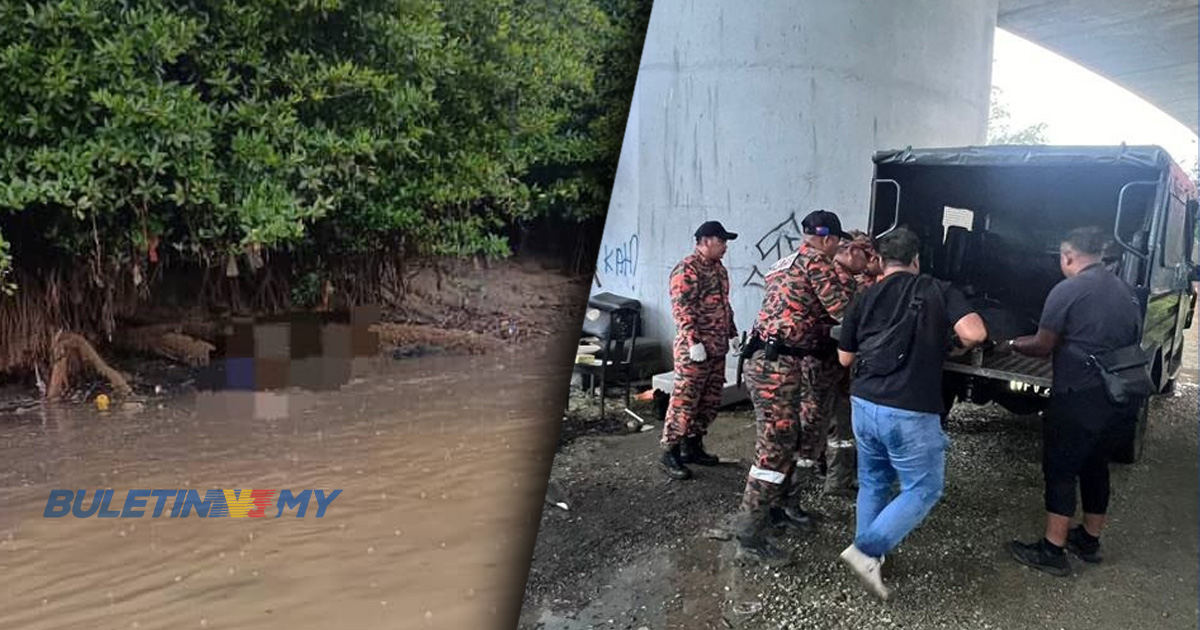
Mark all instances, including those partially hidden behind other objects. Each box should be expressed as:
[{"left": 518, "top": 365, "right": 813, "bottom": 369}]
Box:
[{"left": 867, "top": 145, "right": 1198, "bottom": 462}]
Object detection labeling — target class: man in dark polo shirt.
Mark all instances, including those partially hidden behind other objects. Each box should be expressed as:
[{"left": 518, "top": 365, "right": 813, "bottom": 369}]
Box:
[
  {"left": 835, "top": 227, "right": 988, "bottom": 599},
  {"left": 999, "top": 226, "right": 1142, "bottom": 576}
]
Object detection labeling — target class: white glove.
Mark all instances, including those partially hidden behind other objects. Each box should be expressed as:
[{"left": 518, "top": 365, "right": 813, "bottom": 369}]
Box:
[
  {"left": 729, "top": 337, "right": 741, "bottom": 355},
  {"left": 688, "top": 343, "right": 707, "bottom": 363}
]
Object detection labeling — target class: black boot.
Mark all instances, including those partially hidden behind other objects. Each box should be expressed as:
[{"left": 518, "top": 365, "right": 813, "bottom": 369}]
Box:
[
  {"left": 1066, "top": 526, "right": 1103, "bottom": 564},
  {"left": 1008, "top": 538, "right": 1071, "bottom": 577},
  {"left": 733, "top": 511, "right": 792, "bottom": 567},
  {"left": 822, "top": 440, "right": 857, "bottom": 497},
  {"left": 769, "top": 506, "right": 819, "bottom": 531},
  {"left": 680, "top": 435, "right": 720, "bottom": 466},
  {"left": 658, "top": 444, "right": 693, "bottom": 480}
]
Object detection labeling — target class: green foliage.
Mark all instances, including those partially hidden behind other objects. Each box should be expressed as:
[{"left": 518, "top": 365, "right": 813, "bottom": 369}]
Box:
[
  {"left": 0, "top": 0, "right": 644, "bottom": 291},
  {"left": 290, "top": 270, "right": 324, "bottom": 309},
  {"left": 525, "top": 0, "right": 651, "bottom": 222},
  {"left": 987, "top": 86, "right": 1048, "bottom": 145}
]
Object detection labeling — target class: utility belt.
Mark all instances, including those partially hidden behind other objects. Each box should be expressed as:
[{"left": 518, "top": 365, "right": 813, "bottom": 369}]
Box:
[{"left": 741, "top": 332, "right": 837, "bottom": 362}]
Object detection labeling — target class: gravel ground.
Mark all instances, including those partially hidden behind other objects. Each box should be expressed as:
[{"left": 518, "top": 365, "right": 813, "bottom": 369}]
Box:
[
  {"left": 519, "top": 376, "right": 1199, "bottom": 630},
  {"left": 553, "top": 388, "right": 653, "bottom": 448}
]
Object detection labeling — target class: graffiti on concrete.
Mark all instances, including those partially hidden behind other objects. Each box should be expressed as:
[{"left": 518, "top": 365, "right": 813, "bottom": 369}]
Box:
[
  {"left": 592, "top": 232, "right": 639, "bottom": 290},
  {"left": 743, "top": 266, "right": 767, "bottom": 288},
  {"left": 602, "top": 233, "right": 639, "bottom": 279},
  {"left": 743, "top": 214, "right": 803, "bottom": 288}
]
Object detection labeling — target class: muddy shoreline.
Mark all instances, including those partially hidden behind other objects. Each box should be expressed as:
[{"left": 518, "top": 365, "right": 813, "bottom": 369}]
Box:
[{"left": 0, "top": 259, "right": 592, "bottom": 406}]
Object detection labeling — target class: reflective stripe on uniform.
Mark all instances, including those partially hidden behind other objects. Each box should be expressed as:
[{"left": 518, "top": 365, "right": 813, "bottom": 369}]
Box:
[
  {"left": 826, "top": 439, "right": 855, "bottom": 449},
  {"left": 749, "top": 465, "right": 787, "bottom": 484}
]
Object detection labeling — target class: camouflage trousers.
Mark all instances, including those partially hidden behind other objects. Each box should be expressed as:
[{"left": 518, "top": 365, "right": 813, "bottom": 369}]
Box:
[
  {"left": 661, "top": 340, "right": 727, "bottom": 448},
  {"left": 740, "top": 352, "right": 842, "bottom": 513},
  {"left": 823, "top": 369, "right": 857, "bottom": 494}
]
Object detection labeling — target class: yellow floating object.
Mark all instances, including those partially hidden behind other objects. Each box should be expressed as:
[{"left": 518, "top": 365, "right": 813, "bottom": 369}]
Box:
[{"left": 95, "top": 394, "right": 110, "bottom": 411}]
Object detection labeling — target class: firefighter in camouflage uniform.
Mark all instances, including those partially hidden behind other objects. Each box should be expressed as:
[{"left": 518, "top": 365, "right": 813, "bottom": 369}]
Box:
[
  {"left": 659, "top": 221, "right": 740, "bottom": 480},
  {"left": 822, "top": 231, "right": 883, "bottom": 497},
  {"left": 733, "top": 210, "right": 863, "bottom": 566}
]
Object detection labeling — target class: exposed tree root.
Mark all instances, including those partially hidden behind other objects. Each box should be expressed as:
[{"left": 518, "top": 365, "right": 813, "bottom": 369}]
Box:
[{"left": 46, "top": 331, "right": 133, "bottom": 401}]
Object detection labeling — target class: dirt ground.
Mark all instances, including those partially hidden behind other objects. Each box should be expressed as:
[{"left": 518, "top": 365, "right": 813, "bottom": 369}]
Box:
[
  {"left": 519, "top": 330, "right": 1199, "bottom": 629},
  {"left": 390, "top": 257, "right": 590, "bottom": 345}
]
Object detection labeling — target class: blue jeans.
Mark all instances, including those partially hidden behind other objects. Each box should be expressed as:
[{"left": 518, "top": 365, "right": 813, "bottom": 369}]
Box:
[{"left": 851, "top": 396, "right": 948, "bottom": 558}]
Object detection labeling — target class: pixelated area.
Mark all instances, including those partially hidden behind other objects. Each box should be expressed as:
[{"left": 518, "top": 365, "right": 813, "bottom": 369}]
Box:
[{"left": 190, "top": 306, "right": 380, "bottom": 419}]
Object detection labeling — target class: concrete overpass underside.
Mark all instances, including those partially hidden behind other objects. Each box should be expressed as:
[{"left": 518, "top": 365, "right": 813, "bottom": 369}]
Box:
[
  {"left": 998, "top": 0, "right": 1199, "bottom": 135},
  {"left": 593, "top": 1, "right": 1198, "bottom": 364}
]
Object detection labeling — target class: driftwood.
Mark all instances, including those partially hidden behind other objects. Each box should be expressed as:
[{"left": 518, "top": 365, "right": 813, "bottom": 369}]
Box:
[
  {"left": 115, "top": 323, "right": 216, "bottom": 366},
  {"left": 46, "top": 331, "right": 133, "bottom": 401}
]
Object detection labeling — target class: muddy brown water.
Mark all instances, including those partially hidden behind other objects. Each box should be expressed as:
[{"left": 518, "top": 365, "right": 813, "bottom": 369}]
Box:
[{"left": 0, "top": 349, "right": 566, "bottom": 630}]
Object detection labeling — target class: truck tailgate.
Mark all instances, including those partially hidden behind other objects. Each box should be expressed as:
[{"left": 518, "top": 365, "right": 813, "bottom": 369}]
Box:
[{"left": 944, "top": 352, "right": 1053, "bottom": 388}]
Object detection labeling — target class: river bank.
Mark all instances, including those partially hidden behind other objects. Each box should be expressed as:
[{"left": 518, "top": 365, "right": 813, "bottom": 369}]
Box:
[{"left": 0, "top": 260, "right": 590, "bottom": 630}]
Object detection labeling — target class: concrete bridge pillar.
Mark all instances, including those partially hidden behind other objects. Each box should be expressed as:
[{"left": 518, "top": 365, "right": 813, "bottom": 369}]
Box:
[{"left": 593, "top": 0, "right": 999, "bottom": 359}]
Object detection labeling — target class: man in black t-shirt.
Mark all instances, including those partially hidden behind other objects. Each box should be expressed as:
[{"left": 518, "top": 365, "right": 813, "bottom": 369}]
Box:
[
  {"left": 997, "top": 227, "right": 1142, "bottom": 577},
  {"left": 835, "top": 227, "right": 988, "bottom": 600}
]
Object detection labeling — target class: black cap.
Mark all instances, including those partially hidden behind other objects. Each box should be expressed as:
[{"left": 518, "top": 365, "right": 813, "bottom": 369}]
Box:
[
  {"left": 694, "top": 221, "right": 738, "bottom": 241},
  {"left": 801, "top": 210, "right": 852, "bottom": 240}
]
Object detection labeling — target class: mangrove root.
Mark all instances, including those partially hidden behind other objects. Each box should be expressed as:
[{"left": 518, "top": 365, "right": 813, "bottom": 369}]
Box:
[{"left": 46, "top": 331, "right": 134, "bottom": 401}]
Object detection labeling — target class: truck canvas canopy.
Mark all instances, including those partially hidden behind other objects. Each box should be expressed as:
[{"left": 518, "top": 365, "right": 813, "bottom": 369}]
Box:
[
  {"left": 874, "top": 144, "right": 1174, "bottom": 170},
  {"left": 867, "top": 144, "right": 1198, "bottom": 464}
]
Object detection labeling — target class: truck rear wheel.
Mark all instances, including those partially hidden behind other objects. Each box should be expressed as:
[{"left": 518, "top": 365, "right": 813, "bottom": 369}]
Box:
[{"left": 1113, "top": 398, "right": 1150, "bottom": 465}]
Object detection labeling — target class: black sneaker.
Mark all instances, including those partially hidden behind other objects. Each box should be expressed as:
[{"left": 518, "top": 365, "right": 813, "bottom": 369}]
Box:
[
  {"left": 735, "top": 536, "right": 793, "bottom": 567},
  {"left": 679, "top": 435, "right": 720, "bottom": 466},
  {"left": 1008, "top": 539, "right": 1071, "bottom": 577},
  {"left": 1066, "top": 526, "right": 1103, "bottom": 564},
  {"left": 769, "top": 506, "right": 818, "bottom": 531},
  {"left": 658, "top": 445, "right": 693, "bottom": 480}
]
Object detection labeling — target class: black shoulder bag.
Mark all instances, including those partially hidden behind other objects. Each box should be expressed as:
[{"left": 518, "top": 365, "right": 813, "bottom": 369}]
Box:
[
  {"left": 1086, "top": 345, "right": 1155, "bottom": 405},
  {"left": 1069, "top": 299, "right": 1154, "bottom": 406},
  {"left": 852, "top": 276, "right": 930, "bottom": 378}
]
